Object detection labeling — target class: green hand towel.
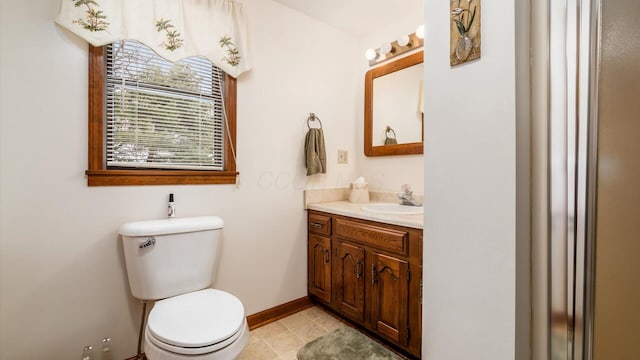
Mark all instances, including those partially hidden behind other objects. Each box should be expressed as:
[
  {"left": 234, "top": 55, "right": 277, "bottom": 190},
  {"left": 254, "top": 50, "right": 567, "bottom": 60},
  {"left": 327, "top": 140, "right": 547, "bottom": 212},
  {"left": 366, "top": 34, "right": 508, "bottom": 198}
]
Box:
[{"left": 305, "top": 128, "right": 326, "bottom": 176}]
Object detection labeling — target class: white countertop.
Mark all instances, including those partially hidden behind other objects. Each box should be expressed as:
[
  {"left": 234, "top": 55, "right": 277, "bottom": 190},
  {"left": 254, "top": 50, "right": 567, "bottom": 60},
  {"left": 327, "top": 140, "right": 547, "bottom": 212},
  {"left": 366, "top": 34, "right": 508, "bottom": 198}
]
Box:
[{"left": 307, "top": 201, "right": 423, "bottom": 229}]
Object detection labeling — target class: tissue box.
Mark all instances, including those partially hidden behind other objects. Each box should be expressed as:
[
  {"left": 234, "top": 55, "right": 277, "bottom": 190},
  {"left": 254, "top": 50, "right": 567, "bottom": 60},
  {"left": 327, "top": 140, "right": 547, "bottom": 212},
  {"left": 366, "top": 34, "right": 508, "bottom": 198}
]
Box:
[{"left": 349, "top": 184, "right": 370, "bottom": 203}]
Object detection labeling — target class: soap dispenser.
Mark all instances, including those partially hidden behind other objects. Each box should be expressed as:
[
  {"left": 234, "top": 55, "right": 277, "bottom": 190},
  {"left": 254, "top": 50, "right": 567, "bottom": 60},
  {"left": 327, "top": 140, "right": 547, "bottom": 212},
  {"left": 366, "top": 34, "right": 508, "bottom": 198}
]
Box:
[{"left": 168, "top": 193, "right": 175, "bottom": 218}]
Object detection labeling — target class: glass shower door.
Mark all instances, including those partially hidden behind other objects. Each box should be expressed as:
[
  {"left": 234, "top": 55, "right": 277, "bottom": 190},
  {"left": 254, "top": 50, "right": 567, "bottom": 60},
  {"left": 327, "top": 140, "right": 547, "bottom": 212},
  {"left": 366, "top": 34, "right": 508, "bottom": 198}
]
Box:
[{"left": 548, "top": 0, "right": 640, "bottom": 359}]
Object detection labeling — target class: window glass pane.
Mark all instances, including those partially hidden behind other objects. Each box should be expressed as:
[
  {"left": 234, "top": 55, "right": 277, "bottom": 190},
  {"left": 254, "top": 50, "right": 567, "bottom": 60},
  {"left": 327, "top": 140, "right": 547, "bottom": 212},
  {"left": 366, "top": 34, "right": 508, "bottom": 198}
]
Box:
[{"left": 105, "top": 40, "right": 224, "bottom": 170}]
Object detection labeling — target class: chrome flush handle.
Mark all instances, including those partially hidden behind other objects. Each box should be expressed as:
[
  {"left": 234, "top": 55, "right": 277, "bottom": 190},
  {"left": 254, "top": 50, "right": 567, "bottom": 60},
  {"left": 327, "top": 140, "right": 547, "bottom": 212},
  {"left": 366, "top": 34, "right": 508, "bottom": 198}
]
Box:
[{"left": 139, "top": 236, "right": 156, "bottom": 249}]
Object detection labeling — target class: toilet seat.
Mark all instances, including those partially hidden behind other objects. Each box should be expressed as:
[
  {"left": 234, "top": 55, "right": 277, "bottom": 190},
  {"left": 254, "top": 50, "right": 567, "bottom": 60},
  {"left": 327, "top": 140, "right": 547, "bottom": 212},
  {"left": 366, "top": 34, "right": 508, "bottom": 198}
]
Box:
[
  {"left": 146, "top": 320, "right": 247, "bottom": 356},
  {"left": 147, "top": 289, "right": 245, "bottom": 355}
]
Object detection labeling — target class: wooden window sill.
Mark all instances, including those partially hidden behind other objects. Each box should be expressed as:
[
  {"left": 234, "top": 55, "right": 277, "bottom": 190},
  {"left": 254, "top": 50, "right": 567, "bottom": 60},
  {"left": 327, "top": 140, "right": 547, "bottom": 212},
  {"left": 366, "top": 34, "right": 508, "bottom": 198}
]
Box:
[{"left": 86, "top": 170, "right": 239, "bottom": 186}]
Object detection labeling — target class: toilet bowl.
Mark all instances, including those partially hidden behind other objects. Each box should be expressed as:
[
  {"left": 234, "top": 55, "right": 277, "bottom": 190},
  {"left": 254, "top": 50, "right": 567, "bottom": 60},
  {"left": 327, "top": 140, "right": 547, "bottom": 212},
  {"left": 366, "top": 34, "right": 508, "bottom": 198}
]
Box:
[
  {"left": 143, "top": 289, "right": 249, "bottom": 360},
  {"left": 120, "top": 216, "right": 248, "bottom": 359}
]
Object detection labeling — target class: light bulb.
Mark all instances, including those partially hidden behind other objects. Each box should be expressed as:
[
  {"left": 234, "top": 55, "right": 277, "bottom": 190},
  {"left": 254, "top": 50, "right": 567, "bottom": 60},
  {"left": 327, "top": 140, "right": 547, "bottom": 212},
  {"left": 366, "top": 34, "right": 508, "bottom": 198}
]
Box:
[
  {"left": 380, "top": 42, "right": 393, "bottom": 55},
  {"left": 415, "top": 25, "right": 425, "bottom": 39},
  {"left": 397, "top": 35, "right": 410, "bottom": 47},
  {"left": 365, "top": 48, "right": 377, "bottom": 60}
]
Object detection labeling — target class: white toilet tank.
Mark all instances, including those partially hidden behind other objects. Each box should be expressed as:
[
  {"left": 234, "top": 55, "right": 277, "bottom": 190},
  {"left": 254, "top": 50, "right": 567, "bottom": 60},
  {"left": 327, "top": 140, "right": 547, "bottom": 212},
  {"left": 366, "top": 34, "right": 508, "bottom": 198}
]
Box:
[{"left": 120, "top": 216, "right": 224, "bottom": 300}]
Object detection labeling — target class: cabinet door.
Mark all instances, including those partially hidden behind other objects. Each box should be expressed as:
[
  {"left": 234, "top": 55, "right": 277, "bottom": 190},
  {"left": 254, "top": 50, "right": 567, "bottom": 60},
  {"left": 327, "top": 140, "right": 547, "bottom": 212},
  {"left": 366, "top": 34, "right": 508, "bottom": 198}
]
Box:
[
  {"left": 335, "top": 240, "right": 366, "bottom": 321},
  {"left": 370, "top": 252, "right": 409, "bottom": 346},
  {"left": 308, "top": 234, "right": 332, "bottom": 303}
]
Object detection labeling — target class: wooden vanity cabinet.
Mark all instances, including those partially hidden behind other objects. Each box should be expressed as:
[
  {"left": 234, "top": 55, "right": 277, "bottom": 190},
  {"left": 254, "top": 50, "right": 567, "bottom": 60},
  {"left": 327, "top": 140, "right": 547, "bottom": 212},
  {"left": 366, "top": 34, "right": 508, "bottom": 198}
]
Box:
[
  {"left": 307, "top": 210, "right": 422, "bottom": 358},
  {"left": 335, "top": 240, "right": 366, "bottom": 322},
  {"left": 308, "top": 234, "right": 331, "bottom": 303},
  {"left": 308, "top": 213, "right": 332, "bottom": 304},
  {"left": 370, "top": 252, "right": 410, "bottom": 345}
]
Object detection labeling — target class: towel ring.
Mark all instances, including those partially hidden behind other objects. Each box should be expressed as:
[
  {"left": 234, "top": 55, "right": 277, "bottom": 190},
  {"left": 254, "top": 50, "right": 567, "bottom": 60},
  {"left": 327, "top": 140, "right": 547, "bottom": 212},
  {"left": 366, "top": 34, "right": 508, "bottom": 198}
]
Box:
[
  {"left": 384, "top": 126, "right": 398, "bottom": 145},
  {"left": 307, "top": 113, "right": 323, "bottom": 129}
]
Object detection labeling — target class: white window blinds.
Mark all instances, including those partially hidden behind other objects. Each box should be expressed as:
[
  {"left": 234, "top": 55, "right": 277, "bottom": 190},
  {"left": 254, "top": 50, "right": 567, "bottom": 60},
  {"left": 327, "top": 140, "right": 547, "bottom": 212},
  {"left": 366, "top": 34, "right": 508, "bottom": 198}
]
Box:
[{"left": 106, "top": 40, "right": 225, "bottom": 170}]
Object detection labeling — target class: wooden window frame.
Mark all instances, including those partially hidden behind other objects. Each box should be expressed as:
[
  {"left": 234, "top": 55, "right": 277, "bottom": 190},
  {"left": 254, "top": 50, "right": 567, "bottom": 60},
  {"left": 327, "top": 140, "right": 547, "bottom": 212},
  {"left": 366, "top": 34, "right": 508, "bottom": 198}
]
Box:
[{"left": 85, "top": 45, "right": 238, "bottom": 186}]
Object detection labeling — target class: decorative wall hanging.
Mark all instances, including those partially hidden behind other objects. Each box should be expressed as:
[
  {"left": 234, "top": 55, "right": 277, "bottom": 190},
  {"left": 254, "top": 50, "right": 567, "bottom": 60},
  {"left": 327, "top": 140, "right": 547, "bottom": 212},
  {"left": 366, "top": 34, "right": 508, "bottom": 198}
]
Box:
[
  {"left": 450, "top": 0, "right": 481, "bottom": 66},
  {"left": 55, "top": 0, "right": 250, "bottom": 78}
]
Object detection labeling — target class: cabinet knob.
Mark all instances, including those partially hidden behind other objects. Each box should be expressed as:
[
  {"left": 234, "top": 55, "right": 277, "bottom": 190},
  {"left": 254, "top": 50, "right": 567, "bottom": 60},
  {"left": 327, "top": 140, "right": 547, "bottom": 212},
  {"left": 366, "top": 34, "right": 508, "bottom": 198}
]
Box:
[{"left": 356, "top": 261, "right": 363, "bottom": 279}]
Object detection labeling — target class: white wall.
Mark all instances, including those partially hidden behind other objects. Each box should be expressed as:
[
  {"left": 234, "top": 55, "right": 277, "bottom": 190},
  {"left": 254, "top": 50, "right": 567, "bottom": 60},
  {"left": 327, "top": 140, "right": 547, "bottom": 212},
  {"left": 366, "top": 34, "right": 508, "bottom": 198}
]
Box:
[
  {"left": 356, "top": 11, "right": 424, "bottom": 193},
  {"left": 0, "top": 0, "right": 359, "bottom": 358},
  {"left": 422, "top": 0, "right": 528, "bottom": 359}
]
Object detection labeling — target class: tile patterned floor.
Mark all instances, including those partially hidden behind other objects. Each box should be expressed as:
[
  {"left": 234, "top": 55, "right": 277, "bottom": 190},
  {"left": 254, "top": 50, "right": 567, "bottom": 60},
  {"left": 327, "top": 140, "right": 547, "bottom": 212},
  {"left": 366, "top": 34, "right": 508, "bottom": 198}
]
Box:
[{"left": 238, "top": 306, "right": 347, "bottom": 360}]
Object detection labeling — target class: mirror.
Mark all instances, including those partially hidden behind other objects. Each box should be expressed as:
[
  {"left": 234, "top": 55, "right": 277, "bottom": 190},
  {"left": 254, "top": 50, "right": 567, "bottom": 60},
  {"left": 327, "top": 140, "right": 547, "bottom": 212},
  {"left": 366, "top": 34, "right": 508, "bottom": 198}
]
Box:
[{"left": 364, "top": 51, "right": 423, "bottom": 156}]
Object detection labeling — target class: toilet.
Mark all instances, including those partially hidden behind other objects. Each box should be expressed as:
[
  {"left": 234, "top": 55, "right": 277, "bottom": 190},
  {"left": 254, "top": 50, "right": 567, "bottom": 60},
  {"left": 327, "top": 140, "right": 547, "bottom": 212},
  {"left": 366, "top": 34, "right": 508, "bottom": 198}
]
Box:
[{"left": 120, "top": 216, "right": 249, "bottom": 360}]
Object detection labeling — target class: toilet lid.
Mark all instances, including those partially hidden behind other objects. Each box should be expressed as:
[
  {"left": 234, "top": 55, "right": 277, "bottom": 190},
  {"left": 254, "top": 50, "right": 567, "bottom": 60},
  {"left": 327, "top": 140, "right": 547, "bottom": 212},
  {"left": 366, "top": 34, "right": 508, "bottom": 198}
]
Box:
[{"left": 147, "top": 289, "right": 245, "bottom": 348}]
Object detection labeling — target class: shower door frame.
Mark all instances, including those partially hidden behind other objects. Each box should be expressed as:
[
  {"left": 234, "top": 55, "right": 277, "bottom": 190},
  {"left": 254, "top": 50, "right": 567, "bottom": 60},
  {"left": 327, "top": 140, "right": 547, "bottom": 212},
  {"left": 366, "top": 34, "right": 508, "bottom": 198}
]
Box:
[{"left": 548, "top": 0, "right": 601, "bottom": 359}]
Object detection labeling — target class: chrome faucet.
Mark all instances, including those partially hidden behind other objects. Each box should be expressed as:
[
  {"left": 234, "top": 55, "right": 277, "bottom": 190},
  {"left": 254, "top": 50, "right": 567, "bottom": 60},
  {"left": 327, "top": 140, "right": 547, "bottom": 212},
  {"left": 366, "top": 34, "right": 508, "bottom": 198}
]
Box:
[{"left": 397, "top": 184, "right": 422, "bottom": 206}]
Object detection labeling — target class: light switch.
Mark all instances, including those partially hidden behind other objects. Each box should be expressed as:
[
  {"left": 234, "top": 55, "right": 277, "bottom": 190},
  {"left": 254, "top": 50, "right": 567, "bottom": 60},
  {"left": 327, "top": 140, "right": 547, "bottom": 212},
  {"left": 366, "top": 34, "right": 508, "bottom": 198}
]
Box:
[{"left": 337, "top": 150, "right": 348, "bottom": 164}]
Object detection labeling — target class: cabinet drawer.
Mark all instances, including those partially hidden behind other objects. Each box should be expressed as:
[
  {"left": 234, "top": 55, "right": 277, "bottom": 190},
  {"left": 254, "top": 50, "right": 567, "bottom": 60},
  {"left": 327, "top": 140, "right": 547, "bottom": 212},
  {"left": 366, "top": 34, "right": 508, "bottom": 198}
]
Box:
[
  {"left": 309, "top": 213, "right": 332, "bottom": 236},
  {"left": 335, "top": 219, "right": 408, "bottom": 256}
]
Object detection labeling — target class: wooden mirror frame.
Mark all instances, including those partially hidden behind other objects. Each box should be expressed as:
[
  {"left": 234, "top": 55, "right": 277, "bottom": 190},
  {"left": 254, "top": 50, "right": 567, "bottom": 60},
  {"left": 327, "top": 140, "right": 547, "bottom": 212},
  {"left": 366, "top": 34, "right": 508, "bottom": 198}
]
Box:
[{"left": 364, "top": 51, "right": 424, "bottom": 156}]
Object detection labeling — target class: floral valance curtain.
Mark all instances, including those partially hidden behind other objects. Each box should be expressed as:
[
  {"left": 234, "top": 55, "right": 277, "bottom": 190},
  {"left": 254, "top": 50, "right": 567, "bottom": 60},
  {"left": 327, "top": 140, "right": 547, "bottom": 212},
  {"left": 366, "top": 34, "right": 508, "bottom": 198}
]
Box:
[{"left": 55, "top": 0, "right": 250, "bottom": 77}]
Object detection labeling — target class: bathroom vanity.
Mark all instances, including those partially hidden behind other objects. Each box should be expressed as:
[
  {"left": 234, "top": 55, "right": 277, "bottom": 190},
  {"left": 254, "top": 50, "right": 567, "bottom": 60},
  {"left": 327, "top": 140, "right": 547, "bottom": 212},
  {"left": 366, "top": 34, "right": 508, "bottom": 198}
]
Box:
[{"left": 306, "top": 204, "right": 422, "bottom": 358}]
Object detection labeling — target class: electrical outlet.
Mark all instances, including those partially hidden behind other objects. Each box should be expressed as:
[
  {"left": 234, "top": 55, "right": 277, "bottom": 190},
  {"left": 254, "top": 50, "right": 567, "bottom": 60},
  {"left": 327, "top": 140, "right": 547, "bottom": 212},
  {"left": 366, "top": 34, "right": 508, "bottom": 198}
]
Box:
[{"left": 337, "top": 150, "right": 348, "bottom": 164}]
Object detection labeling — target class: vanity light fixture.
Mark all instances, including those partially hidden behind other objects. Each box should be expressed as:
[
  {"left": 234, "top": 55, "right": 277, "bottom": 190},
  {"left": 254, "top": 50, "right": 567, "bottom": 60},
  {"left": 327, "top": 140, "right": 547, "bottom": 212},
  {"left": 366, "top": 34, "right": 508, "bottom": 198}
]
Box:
[
  {"left": 415, "top": 24, "right": 425, "bottom": 39},
  {"left": 364, "top": 48, "right": 378, "bottom": 61},
  {"left": 365, "top": 24, "right": 424, "bottom": 66},
  {"left": 397, "top": 35, "right": 410, "bottom": 47},
  {"left": 380, "top": 42, "right": 393, "bottom": 55}
]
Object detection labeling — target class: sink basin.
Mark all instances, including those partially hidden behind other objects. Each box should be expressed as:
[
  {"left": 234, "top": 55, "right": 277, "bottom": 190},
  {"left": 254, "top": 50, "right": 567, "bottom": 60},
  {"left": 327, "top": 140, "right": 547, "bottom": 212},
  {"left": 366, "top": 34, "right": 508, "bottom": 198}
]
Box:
[{"left": 361, "top": 203, "right": 423, "bottom": 215}]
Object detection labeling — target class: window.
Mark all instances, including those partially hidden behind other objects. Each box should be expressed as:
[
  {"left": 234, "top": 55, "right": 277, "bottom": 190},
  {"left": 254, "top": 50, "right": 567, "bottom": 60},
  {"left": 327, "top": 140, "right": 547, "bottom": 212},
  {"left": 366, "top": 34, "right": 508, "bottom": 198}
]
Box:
[{"left": 86, "top": 41, "right": 237, "bottom": 186}]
